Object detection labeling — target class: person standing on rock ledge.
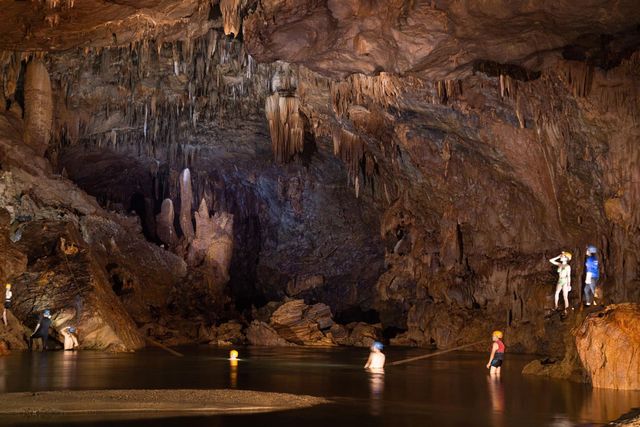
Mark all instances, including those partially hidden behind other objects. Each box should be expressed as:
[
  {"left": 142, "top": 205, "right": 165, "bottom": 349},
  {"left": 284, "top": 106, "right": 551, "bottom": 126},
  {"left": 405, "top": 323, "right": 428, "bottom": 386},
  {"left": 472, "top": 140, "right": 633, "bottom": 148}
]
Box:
[
  {"left": 584, "top": 246, "right": 600, "bottom": 306},
  {"left": 550, "top": 252, "right": 572, "bottom": 312},
  {"left": 3, "top": 284, "right": 12, "bottom": 326}
]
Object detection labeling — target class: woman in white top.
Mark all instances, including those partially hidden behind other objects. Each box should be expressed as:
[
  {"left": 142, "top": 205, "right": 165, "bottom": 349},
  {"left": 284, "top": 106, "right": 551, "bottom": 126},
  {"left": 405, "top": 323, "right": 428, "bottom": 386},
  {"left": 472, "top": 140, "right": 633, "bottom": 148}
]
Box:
[{"left": 550, "top": 252, "right": 572, "bottom": 311}]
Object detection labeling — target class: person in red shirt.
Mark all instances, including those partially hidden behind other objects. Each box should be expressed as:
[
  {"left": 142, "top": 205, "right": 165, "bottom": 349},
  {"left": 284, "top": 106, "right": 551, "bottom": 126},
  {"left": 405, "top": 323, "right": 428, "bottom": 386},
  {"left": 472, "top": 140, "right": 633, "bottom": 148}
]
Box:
[{"left": 486, "top": 330, "right": 505, "bottom": 377}]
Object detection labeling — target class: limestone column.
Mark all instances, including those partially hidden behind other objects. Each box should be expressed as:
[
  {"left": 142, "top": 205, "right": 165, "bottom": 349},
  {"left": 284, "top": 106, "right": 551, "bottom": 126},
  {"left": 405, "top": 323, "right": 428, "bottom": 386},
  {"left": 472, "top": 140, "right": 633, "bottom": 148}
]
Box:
[
  {"left": 179, "top": 168, "right": 195, "bottom": 242},
  {"left": 23, "top": 59, "right": 53, "bottom": 156}
]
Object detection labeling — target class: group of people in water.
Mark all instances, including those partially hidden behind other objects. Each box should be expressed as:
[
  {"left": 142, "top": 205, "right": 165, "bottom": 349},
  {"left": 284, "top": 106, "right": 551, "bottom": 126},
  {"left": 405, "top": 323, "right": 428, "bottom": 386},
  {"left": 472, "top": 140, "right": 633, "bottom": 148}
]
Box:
[
  {"left": 364, "top": 245, "right": 602, "bottom": 376},
  {"left": 4, "top": 245, "right": 602, "bottom": 372}
]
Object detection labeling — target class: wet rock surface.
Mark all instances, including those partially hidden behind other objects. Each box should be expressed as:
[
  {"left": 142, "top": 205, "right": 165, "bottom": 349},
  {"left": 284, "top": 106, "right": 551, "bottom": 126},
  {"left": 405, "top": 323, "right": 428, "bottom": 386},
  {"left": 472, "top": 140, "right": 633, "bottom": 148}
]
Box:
[{"left": 575, "top": 303, "right": 640, "bottom": 390}]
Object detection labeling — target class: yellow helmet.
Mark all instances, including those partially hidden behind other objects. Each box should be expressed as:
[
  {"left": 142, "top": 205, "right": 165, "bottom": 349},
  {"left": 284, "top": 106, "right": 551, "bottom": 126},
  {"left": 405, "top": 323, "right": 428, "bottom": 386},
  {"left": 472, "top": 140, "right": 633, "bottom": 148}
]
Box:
[
  {"left": 229, "top": 350, "right": 239, "bottom": 360},
  {"left": 492, "top": 330, "right": 503, "bottom": 339},
  {"left": 561, "top": 251, "right": 572, "bottom": 261}
]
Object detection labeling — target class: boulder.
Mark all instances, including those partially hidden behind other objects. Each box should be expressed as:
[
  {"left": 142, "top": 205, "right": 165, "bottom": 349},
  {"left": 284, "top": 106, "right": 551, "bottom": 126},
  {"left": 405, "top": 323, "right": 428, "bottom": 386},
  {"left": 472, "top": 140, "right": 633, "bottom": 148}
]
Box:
[
  {"left": 335, "top": 322, "right": 381, "bottom": 347},
  {"left": 246, "top": 321, "right": 292, "bottom": 346},
  {"left": 211, "top": 321, "right": 245, "bottom": 346},
  {"left": 575, "top": 303, "right": 640, "bottom": 390},
  {"left": 269, "top": 299, "right": 336, "bottom": 346}
]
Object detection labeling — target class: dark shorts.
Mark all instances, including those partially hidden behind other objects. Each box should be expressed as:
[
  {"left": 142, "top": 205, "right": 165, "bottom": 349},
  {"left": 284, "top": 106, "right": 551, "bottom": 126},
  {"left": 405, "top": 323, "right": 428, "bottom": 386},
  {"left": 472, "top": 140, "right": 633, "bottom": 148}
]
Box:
[{"left": 490, "top": 358, "right": 503, "bottom": 368}]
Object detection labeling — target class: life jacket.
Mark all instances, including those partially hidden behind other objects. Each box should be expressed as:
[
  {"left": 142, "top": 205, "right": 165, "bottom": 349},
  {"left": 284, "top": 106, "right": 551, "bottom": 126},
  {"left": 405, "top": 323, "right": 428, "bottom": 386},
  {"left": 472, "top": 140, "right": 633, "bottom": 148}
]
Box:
[{"left": 586, "top": 256, "right": 599, "bottom": 278}]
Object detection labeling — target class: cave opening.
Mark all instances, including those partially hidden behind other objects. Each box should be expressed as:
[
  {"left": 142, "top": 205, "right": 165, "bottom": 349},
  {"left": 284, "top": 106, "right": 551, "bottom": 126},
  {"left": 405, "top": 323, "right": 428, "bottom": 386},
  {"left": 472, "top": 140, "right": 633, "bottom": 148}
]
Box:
[
  {"left": 335, "top": 307, "right": 381, "bottom": 325},
  {"left": 129, "top": 192, "right": 154, "bottom": 241}
]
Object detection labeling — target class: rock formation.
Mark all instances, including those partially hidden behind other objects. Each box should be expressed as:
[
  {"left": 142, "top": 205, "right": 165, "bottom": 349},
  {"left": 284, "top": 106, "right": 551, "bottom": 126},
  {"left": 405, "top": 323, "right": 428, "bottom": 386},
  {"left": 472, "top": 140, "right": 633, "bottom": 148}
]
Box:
[
  {"left": 23, "top": 60, "right": 53, "bottom": 156},
  {"left": 156, "top": 198, "right": 177, "bottom": 247},
  {"left": 179, "top": 168, "right": 195, "bottom": 243},
  {"left": 575, "top": 304, "right": 640, "bottom": 390},
  {"left": 0, "top": 0, "right": 639, "bottom": 359},
  {"left": 269, "top": 299, "right": 335, "bottom": 346},
  {"left": 188, "top": 199, "right": 234, "bottom": 283}
]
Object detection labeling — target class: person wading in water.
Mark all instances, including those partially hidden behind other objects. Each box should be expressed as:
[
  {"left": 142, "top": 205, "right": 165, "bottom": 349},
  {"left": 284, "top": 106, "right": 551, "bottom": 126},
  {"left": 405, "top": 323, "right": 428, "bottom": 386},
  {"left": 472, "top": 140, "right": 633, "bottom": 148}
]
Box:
[
  {"left": 29, "top": 309, "right": 52, "bottom": 351},
  {"left": 364, "top": 341, "right": 386, "bottom": 371},
  {"left": 486, "top": 331, "right": 505, "bottom": 377}
]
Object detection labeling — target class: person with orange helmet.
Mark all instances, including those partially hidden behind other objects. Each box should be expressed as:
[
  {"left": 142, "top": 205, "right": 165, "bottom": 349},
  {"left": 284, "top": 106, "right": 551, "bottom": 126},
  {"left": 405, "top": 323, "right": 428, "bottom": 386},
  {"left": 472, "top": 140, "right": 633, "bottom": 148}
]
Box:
[
  {"left": 550, "top": 251, "right": 572, "bottom": 312},
  {"left": 486, "top": 331, "right": 505, "bottom": 377}
]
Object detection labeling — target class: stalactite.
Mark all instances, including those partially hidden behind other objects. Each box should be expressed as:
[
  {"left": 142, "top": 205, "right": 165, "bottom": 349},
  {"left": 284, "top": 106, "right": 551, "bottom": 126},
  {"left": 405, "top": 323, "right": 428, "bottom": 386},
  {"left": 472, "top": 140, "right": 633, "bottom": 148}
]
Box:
[
  {"left": 436, "top": 79, "right": 462, "bottom": 104},
  {"left": 24, "top": 59, "right": 53, "bottom": 157},
  {"left": 266, "top": 94, "right": 304, "bottom": 163},
  {"left": 331, "top": 72, "right": 402, "bottom": 116},
  {"left": 332, "top": 127, "right": 369, "bottom": 197},
  {"left": 561, "top": 61, "right": 593, "bottom": 98},
  {"left": 220, "top": 0, "right": 242, "bottom": 38},
  {"left": 498, "top": 74, "right": 516, "bottom": 98}
]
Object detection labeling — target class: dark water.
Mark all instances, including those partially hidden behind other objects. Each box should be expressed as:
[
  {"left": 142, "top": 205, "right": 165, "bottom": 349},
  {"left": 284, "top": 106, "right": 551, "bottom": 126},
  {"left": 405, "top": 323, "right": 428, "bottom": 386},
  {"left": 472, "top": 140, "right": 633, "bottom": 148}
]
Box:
[{"left": 1, "top": 346, "right": 639, "bottom": 427}]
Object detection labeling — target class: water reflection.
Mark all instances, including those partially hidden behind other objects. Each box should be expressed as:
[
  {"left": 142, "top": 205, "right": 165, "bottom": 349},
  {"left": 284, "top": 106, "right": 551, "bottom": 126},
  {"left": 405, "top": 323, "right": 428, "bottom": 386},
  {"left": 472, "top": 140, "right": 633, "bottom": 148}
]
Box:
[
  {"left": 229, "top": 359, "right": 238, "bottom": 389},
  {"left": 487, "top": 375, "right": 505, "bottom": 427},
  {"left": 0, "top": 357, "right": 6, "bottom": 393},
  {"left": 30, "top": 352, "right": 49, "bottom": 390},
  {"left": 368, "top": 371, "right": 384, "bottom": 416},
  {"left": 580, "top": 387, "right": 640, "bottom": 423},
  {"left": 61, "top": 351, "right": 78, "bottom": 389}
]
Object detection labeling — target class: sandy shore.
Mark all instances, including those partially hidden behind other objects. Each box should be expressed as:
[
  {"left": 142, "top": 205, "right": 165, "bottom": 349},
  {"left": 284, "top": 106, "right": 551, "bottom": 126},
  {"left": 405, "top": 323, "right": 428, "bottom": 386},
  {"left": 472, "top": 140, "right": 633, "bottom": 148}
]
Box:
[{"left": 0, "top": 389, "right": 328, "bottom": 416}]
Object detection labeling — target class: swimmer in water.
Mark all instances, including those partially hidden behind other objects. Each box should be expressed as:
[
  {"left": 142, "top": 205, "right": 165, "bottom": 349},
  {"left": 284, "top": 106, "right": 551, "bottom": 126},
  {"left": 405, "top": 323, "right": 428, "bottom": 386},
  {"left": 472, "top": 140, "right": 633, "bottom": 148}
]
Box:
[
  {"left": 486, "top": 331, "right": 505, "bottom": 377},
  {"left": 364, "top": 341, "right": 386, "bottom": 371}
]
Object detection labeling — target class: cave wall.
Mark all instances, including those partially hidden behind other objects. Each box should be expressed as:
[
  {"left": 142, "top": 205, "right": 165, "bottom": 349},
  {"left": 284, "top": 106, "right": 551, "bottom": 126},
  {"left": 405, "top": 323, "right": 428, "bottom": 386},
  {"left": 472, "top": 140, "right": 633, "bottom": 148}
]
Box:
[
  {"left": 241, "top": 0, "right": 640, "bottom": 352},
  {"left": 0, "top": 0, "right": 639, "bottom": 353}
]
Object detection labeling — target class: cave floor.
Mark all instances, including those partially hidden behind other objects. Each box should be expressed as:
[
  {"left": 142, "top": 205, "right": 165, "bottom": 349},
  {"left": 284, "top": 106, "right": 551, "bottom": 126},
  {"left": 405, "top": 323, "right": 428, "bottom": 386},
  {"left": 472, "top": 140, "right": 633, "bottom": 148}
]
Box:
[{"left": 0, "top": 346, "right": 638, "bottom": 427}]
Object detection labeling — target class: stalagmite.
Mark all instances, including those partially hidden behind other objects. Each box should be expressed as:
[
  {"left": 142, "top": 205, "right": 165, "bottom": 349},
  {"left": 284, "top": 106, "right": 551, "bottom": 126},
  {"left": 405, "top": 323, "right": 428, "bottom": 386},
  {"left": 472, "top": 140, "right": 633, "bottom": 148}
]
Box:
[
  {"left": 23, "top": 60, "right": 53, "bottom": 156},
  {"left": 220, "top": 0, "right": 242, "bottom": 38},
  {"left": 179, "top": 168, "right": 195, "bottom": 242},
  {"left": 156, "top": 198, "right": 177, "bottom": 247},
  {"left": 187, "top": 199, "right": 234, "bottom": 283}
]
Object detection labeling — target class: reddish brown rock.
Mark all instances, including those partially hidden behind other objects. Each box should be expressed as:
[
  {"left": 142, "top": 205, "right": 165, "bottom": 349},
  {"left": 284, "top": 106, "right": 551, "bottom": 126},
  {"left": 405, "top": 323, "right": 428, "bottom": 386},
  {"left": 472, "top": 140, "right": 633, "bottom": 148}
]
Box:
[
  {"left": 156, "top": 199, "right": 178, "bottom": 248},
  {"left": 23, "top": 60, "right": 53, "bottom": 157},
  {"left": 575, "top": 304, "right": 640, "bottom": 390},
  {"left": 246, "top": 321, "right": 292, "bottom": 347},
  {"left": 211, "top": 321, "right": 245, "bottom": 346},
  {"left": 269, "top": 300, "right": 336, "bottom": 346}
]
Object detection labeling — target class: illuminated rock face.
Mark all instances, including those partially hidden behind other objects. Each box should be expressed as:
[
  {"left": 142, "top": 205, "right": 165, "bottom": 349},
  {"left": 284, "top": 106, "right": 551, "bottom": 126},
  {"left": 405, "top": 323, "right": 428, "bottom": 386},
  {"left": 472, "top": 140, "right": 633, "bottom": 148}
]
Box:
[
  {"left": 576, "top": 304, "right": 640, "bottom": 390},
  {"left": 23, "top": 60, "right": 53, "bottom": 157},
  {"left": 1, "top": 1, "right": 640, "bottom": 352}
]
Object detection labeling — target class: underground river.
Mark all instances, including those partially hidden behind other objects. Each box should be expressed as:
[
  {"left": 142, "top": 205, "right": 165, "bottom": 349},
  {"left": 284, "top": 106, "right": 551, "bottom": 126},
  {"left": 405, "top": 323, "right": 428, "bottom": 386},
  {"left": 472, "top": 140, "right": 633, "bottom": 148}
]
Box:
[{"left": 1, "top": 346, "right": 639, "bottom": 427}]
